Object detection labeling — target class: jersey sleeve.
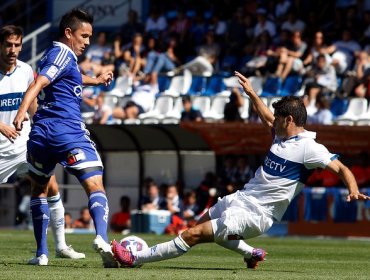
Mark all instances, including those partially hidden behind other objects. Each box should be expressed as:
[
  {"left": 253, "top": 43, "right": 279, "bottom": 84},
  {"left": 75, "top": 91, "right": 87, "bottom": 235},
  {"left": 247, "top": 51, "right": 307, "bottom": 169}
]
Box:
[
  {"left": 304, "top": 140, "right": 338, "bottom": 169},
  {"left": 38, "top": 47, "right": 70, "bottom": 82}
]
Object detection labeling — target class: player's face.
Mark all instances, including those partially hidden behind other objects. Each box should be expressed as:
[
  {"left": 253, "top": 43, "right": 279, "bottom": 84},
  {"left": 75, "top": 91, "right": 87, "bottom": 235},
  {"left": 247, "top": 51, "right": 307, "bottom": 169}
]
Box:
[
  {"left": 68, "top": 22, "right": 92, "bottom": 56},
  {"left": 0, "top": 34, "right": 22, "bottom": 67},
  {"left": 273, "top": 115, "right": 288, "bottom": 138}
]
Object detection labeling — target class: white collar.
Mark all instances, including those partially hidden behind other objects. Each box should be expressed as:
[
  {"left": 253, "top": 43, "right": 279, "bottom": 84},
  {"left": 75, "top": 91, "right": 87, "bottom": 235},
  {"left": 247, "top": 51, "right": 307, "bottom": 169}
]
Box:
[{"left": 53, "top": 41, "right": 77, "bottom": 61}]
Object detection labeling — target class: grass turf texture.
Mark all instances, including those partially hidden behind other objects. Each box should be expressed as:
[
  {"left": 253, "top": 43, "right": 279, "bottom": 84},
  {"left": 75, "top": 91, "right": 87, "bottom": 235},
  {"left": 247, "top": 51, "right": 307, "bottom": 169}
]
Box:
[{"left": 0, "top": 230, "right": 369, "bottom": 280}]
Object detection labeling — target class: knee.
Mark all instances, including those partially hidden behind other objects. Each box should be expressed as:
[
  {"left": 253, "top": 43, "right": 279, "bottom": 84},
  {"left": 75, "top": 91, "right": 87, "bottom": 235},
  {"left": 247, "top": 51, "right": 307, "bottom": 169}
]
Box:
[{"left": 181, "top": 226, "right": 203, "bottom": 247}]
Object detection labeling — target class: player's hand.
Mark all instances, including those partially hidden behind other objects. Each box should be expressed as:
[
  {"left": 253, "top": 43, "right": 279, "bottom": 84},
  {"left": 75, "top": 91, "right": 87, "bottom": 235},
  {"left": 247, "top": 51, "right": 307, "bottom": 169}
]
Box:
[
  {"left": 97, "top": 71, "right": 114, "bottom": 86},
  {"left": 346, "top": 191, "right": 370, "bottom": 202},
  {"left": 0, "top": 123, "right": 21, "bottom": 143},
  {"left": 13, "top": 111, "right": 29, "bottom": 131},
  {"left": 234, "top": 71, "right": 254, "bottom": 95}
]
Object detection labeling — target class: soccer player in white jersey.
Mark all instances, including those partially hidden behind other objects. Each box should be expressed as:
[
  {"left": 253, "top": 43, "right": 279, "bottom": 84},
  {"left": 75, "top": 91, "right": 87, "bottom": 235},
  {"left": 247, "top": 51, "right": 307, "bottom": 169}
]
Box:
[
  {"left": 13, "top": 9, "right": 117, "bottom": 268},
  {"left": 0, "top": 25, "right": 84, "bottom": 263},
  {"left": 112, "top": 71, "right": 370, "bottom": 269}
]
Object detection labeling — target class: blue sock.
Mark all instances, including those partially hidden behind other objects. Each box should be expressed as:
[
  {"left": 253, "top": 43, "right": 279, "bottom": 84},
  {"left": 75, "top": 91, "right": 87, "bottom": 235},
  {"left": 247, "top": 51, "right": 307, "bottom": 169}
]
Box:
[
  {"left": 88, "top": 191, "right": 109, "bottom": 242},
  {"left": 30, "top": 197, "right": 50, "bottom": 257}
]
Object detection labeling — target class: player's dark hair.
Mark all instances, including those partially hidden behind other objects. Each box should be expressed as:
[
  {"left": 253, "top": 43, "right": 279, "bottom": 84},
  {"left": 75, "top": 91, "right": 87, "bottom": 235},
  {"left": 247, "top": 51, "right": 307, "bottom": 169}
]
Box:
[
  {"left": 272, "top": 96, "right": 307, "bottom": 126},
  {"left": 59, "top": 8, "right": 93, "bottom": 38},
  {"left": 0, "top": 25, "right": 23, "bottom": 44}
]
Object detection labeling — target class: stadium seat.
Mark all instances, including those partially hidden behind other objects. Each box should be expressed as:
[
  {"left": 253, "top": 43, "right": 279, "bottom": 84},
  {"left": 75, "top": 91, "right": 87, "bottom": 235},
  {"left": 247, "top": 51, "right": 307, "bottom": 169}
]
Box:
[
  {"left": 81, "top": 112, "right": 94, "bottom": 124},
  {"left": 220, "top": 55, "right": 238, "bottom": 72},
  {"left": 188, "top": 75, "right": 207, "bottom": 95},
  {"left": 165, "top": 96, "right": 183, "bottom": 119},
  {"left": 330, "top": 97, "right": 349, "bottom": 118},
  {"left": 249, "top": 76, "right": 263, "bottom": 96},
  {"left": 139, "top": 96, "right": 174, "bottom": 119},
  {"left": 158, "top": 74, "right": 172, "bottom": 92},
  {"left": 161, "top": 117, "right": 180, "bottom": 124},
  {"left": 260, "top": 76, "right": 283, "bottom": 97},
  {"left": 192, "top": 96, "right": 211, "bottom": 113},
  {"left": 335, "top": 97, "right": 368, "bottom": 125},
  {"left": 268, "top": 97, "right": 281, "bottom": 113},
  {"left": 141, "top": 117, "right": 160, "bottom": 124},
  {"left": 279, "top": 75, "right": 303, "bottom": 96},
  {"left": 109, "top": 76, "right": 133, "bottom": 97},
  {"left": 223, "top": 76, "right": 242, "bottom": 89},
  {"left": 203, "top": 75, "right": 226, "bottom": 96},
  {"left": 203, "top": 96, "right": 230, "bottom": 120},
  {"left": 164, "top": 69, "right": 192, "bottom": 96},
  {"left": 239, "top": 97, "right": 250, "bottom": 119},
  {"left": 103, "top": 95, "right": 118, "bottom": 110},
  {"left": 356, "top": 103, "right": 370, "bottom": 125}
]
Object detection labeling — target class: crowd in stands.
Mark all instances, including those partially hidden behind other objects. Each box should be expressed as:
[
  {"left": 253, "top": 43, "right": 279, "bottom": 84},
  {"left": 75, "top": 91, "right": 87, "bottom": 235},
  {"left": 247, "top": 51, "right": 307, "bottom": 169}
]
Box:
[{"left": 77, "top": 0, "right": 370, "bottom": 126}]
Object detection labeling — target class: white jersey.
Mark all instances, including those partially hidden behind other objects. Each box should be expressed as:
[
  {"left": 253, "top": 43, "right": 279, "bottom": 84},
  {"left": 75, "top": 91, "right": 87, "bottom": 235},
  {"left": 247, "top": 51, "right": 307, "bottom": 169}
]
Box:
[
  {"left": 0, "top": 60, "right": 33, "bottom": 157},
  {"left": 241, "top": 130, "right": 337, "bottom": 221}
]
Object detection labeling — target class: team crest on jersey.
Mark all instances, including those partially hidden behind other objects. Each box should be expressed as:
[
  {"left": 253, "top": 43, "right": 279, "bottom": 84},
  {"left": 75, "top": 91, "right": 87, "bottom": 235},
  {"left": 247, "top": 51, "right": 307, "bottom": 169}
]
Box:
[
  {"left": 74, "top": 85, "right": 83, "bottom": 97},
  {"left": 67, "top": 148, "right": 86, "bottom": 165}
]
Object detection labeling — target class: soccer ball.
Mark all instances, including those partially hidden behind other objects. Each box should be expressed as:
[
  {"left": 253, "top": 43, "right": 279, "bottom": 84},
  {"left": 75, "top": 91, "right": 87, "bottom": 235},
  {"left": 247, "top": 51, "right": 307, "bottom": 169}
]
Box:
[{"left": 119, "top": 235, "right": 149, "bottom": 256}]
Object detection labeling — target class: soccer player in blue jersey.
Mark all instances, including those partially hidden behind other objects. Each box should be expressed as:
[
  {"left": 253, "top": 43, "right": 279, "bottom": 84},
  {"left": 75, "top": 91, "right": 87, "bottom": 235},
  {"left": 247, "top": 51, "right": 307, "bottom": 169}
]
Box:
[
  {"left": 112, "top": 71, "right": 370, "bottom": 269},
  {"left": 0, "top": 25, "right": 84, "bottom": 263},
  {"left": 13, "top": 9, "right": 117, "bottom": 267}
]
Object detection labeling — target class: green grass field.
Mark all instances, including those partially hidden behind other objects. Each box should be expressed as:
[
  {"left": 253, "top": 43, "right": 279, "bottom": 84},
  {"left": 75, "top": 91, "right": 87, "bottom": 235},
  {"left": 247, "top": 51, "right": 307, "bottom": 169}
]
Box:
[{"left": 0, "top": 230, "right": 369, "bottom": 280}]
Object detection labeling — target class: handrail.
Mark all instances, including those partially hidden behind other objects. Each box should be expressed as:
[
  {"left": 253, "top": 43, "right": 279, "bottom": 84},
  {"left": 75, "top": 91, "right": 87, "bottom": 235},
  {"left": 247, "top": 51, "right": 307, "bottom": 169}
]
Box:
[{"left": 23, "top": 22, "right": 51, "bottom": 69}]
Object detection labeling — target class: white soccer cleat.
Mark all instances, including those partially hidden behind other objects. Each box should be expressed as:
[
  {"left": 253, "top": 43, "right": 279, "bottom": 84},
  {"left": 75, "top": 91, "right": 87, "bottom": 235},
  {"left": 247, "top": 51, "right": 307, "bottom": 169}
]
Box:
[
  {"left": 56, "top": 245, "right": 86, "bottom": 259},
  {"left": 28, "top": 254, "right": 48, "bottom": 266},
  {"left": 93, "top": 235, "right": 118, "bottom": 268}
]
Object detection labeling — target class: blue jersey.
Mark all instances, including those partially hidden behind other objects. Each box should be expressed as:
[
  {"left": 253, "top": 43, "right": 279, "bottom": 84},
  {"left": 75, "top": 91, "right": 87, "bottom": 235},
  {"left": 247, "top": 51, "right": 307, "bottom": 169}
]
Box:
[{"left": 34, "top": 41, "right": 83, "bottom": 122}]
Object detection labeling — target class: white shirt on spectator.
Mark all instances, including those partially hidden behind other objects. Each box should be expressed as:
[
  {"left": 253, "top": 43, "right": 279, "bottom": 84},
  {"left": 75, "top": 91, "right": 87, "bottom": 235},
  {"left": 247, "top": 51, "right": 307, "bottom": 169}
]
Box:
[
  {"left": 254, "top": 20, "right": 276, "bottom": 38},
  {"left": 145, "top": 16, "right": 167, "bottom": 33},
  {"left": 281, "top": 19, "right": 306, "bottom": 33}
]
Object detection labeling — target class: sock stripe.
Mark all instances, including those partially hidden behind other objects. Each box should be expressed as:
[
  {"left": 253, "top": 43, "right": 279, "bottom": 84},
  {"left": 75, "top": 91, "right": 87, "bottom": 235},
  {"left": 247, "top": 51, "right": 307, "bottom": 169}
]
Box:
[
  {"left": 30, "top": 198, "right": 48, "bottom": 207},
  {"left": 89, "top": 191, "right": 107, "bottom": 200},
  {"left": 47, "top": 193, "right": 61, "bottom": 203}
]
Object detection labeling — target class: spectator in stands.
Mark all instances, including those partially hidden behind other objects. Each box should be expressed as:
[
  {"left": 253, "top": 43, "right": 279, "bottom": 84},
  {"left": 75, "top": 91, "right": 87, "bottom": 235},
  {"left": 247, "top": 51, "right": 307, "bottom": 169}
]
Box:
[
  {"left": 164, "top": 184, "right": 186, "bottom": 235},
  {"left": 253, "top": 8, "right": 276, "bottom": 39},
  {"left": 180, "top": 95, "right": 203, "bottom": 122},
  {"left": 208, "top": 12, "right": 227, "bottom": 41},
  {"left": 80, "top": 86, "right": 100, "bottom": 115},
  {"left": 169, "top": 29, "right": 220, "bottom": 76},
  {"left": 232, "top": 156, "right": 254, "bottom": 188},
  {"left": 274, "top": 30, "right": 307, "bottom": 81},
  {"left": 79, "top": 31, "right": 114, "bottom": 77},
  {"left": 353, "top": 68, "right": 370, "bottom": 100},
  {"left": 114, "top": 33, "right": 145, "bottom": 80},
  {"left": 219, "top": 156, "right": 237, "bottom": 185},
  {"left": 144, "top": 35, "right": 180, "bottom": 85},
  {"left": 307, "top": 94, "right": 333, "bottom": 125},
  {"left": 281, "top": 9, "right": 306, "bottom": 33},
  {"left": 113, "top": 100, "right": 145, "bottom": 122},
  {"left": 303, "top": 31, "right": 332, "bottom": 69},
  {"left": 326, "top": 29, "right": 361, "bottom": 74},
  {"left": 195, "top": 171, "right": 218, "bottom": 213},
  {"left": 304, "top": 54, "right": 338, "bottom": 116},
  {"left": 73, "top": 207, "right": 94, "bottom": 229},
  {"left": 117, "top": 9, "right": 145, "bottom": 47},
  {"left": 224, "top": 87, "right": 245, "bottom": 122},
  {"left": 141, "top": 181, "right": 166, "bottom": 211},
  {"left": 183, "top": 190, "right": 200, "bottom": 227},
  {"left": 64, "top": 212, "right": 73, "bottom": 229},
  {"left": 188, "top": 11, "right": 208, "bottom": 48},
  {"left": 93, "top": 93, "right": 113, "bottom": 125},
  {"left": 274, "top": 0, "right": 291, "bottom": 23},
  {"left": 145, "top": 7, "right": 168, "bottom": 39},
  {"left": 110, "top": 196, "right": 131, "bottom": 234},
  {"left": 169, "top": 9, "right": 190, "bottom": 46},
  {"left": 226, "top": 7, "right": 249, "bottom": 56}
]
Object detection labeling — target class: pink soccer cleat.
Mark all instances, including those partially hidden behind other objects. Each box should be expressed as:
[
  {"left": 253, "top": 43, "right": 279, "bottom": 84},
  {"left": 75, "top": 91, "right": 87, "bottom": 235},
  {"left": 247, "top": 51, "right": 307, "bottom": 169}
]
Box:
[
  {"left": 244, "top": 248, "right": 266, "bottom": 269},
  {"left": 111, "top": 240, "right": 137, "bottom": 268}
]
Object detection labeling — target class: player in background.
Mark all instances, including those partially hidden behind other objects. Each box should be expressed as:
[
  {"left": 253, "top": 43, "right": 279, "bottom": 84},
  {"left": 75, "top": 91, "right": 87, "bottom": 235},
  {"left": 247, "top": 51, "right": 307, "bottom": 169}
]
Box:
[
  {"left": 0, "top": 25, "right": 85, "bottom": 262},
  {"left": 13, "top": 9, "right": 117, "bottom": 267},
  {"left": 112, "top": 71, "right": 370, "bottom": 269}
]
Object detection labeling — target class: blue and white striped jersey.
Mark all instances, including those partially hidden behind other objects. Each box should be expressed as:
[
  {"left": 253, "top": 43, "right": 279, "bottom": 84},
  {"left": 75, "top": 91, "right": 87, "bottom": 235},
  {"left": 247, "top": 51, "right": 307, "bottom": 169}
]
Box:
[
  {"left": 34, "top": 41, "right": 82, "bottom": 122},
  {"left": 241, "top": 130, "right": 338, "bottom": 221},
  {"left": 0, "top": 60, "right": 33, "bottom": 156}
]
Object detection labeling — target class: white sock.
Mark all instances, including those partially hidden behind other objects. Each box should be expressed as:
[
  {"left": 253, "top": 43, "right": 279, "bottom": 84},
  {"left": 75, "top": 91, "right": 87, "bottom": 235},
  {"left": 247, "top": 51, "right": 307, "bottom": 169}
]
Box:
[
  {"left": 215, "top": 239, "right": 254, "bottom": 258},
  {"left": 48, "top": 193, "right": 67, "bottom": 251},
  {"left": 135, "top": 235, "right": 190, "bottom": 265}
]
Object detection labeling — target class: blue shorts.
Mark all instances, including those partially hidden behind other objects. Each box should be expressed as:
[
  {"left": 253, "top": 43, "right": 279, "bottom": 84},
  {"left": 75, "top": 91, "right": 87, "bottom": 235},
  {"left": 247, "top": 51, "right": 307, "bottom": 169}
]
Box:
[{"left": 27, "top": 119, "right": 103, "bottom": 183}]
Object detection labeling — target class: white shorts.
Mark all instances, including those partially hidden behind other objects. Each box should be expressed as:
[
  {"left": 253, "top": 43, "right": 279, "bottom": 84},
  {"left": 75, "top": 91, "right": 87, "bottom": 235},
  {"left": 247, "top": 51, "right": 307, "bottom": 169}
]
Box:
[
  {"left": 0, "top": 149, "right": 28, "bottom": 183},
  {"left": 209, "top": 191, "right": 273, "bottom": 242}
]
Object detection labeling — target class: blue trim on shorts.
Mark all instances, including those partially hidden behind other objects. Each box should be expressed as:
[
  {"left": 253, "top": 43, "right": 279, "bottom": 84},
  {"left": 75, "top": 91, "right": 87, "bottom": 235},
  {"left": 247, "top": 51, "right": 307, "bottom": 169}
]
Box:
[{"left": 78, "top": 170, "right": 103, "bottom": 182}]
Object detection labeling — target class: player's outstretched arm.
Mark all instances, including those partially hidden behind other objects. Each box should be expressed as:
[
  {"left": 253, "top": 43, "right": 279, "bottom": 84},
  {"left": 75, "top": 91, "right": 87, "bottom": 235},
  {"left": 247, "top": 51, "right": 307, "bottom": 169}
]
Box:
[
  {"left": 326, "top": 159, "right": 370, "bottom": 202},
  {"left": 234, "top": 71, "right": 274, "bottom": 129},
  {"left": 13, "top": 75, "right": 50, "bottom": 131},
  {"left": 82, "top": 71, "right": 113, "bottom": 87}
]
